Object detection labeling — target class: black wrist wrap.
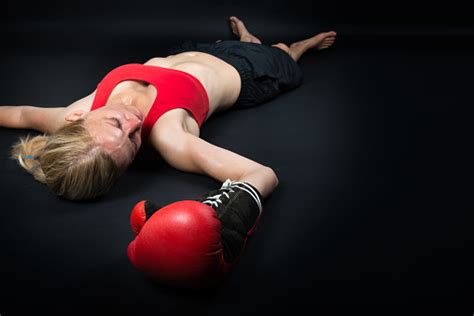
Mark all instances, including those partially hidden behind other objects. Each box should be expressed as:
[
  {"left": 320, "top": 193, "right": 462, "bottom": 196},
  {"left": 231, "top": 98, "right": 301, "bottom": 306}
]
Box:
[{"left": 194, "top": 179, "right": 263, "bottom": 263}]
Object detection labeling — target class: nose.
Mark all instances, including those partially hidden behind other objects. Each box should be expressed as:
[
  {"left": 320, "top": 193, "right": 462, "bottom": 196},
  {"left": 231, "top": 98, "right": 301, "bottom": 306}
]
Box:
[{"left": 123, "top": 113, "right": 142, "bottom": 134}]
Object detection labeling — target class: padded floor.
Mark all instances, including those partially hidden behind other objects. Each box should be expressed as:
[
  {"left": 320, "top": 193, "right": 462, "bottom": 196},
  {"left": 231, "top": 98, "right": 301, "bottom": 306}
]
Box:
[{"left": 1, "top": 2, "right": 473, "bottom": 314}]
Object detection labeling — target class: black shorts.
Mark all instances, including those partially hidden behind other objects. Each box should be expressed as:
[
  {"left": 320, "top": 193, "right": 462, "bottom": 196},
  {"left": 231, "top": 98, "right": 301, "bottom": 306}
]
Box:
[{"left": 167, "top": 40, "right": 303, "bottom": 109}]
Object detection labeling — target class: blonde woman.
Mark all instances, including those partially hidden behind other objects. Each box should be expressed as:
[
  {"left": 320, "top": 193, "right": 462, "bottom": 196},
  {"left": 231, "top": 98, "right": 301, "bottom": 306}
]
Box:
[{"left": 0, "top": 16, "right": 337, "bottom": 201}]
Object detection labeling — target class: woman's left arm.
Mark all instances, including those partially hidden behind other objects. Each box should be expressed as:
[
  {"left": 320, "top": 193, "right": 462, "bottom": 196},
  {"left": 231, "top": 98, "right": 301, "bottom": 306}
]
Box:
[{"left": 151, "top": 127, "right": 279, "bottom": 200}]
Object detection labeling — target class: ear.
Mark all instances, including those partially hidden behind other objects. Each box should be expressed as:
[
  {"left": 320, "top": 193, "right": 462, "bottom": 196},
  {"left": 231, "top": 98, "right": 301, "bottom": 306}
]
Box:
[{"left": 65, "top": 110, "right": 87, "bottom": 122}]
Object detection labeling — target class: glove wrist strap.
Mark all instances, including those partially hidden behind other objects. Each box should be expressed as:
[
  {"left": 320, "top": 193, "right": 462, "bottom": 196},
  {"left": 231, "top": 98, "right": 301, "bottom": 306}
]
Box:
[{"left": 220, "top": 179, "right": 263, "bottom": 215}]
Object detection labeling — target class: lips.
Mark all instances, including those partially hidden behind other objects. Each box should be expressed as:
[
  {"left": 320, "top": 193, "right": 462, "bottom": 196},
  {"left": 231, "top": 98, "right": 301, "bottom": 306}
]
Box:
[
  {"left": 134, "top": 110, "right": 143, "bottom": 122},
  {"left": 130, "top": 109, "right": 143, "bottom": 122}
]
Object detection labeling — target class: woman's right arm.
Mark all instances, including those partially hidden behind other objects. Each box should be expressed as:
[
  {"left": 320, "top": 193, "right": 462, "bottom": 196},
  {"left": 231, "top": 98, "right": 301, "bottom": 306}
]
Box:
[
  {"left": 0, "top": 90, "right": 96, "bottom": 134},
  {"left": 0, "top": 106, "right": 64, "bottom": 133}
]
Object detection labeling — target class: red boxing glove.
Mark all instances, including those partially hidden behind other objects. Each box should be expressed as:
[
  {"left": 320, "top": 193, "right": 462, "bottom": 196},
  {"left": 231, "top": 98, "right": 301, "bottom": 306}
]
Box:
[
  {"left": 127, "top": 179, "right": 263, "bottom": 288},
  {"left": 128, "top": 200, "right": 228, "bottom": 288}
]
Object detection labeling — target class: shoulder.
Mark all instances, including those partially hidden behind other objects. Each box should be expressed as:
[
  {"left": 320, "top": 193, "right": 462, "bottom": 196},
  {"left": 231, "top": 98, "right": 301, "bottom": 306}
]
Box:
[
  {"left": 143, "top": 57, "right": 170, "bottom": 67},
  {"left": 148, "top": 108, "right": 200, "bottom": 141},
  {"left": 147, "top": 109, "right": 202, "bottom": 156},
  {"left": 65, "top": 89, "right": 97, "bottom": 113},
  {"left": 49, "top": 90, "right": 97, "bottom": 131}
]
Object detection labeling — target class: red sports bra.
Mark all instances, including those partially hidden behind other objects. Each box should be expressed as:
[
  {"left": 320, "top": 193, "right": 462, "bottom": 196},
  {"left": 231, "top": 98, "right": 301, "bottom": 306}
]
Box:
[{"left": 90, "top": 63, "right": 209, "bottom": 140}]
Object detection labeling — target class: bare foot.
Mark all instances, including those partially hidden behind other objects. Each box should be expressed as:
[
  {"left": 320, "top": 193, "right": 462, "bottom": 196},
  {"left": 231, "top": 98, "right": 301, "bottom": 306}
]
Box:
[
  {"left": 291, "top": 31, "right": 337, "bottom": 51},
  {"left": 229, "top": 16, "right": 262, "bottom": 44}
]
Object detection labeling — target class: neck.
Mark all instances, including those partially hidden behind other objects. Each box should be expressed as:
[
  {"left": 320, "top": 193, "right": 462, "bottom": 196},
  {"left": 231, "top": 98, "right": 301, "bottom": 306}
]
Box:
[{"left": 108, "top": 88, "right": 153, "bottom": 119}]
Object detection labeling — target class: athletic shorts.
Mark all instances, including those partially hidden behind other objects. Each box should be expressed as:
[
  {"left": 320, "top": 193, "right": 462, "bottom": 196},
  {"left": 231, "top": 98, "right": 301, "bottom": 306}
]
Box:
[{"left": 167, "top": 40, "right": 303, "bottom": 109}]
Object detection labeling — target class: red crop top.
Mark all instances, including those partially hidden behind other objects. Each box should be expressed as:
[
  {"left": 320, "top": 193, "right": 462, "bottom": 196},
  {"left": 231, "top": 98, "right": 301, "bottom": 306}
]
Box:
[{"left": 90, "top": 63, "right": 209, "bottom": 140}]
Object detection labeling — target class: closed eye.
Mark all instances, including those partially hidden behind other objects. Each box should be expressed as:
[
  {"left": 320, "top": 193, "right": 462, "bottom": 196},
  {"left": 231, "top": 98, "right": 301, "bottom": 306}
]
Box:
[{"left": 110, "top": 118, "right": 123, "bottom": 130}]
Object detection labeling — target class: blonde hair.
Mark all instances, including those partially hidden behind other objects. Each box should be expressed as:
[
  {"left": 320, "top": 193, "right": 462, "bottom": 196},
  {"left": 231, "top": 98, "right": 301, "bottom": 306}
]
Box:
[{"left": 11, "top": 119, "right": 120, "bottom": 200}]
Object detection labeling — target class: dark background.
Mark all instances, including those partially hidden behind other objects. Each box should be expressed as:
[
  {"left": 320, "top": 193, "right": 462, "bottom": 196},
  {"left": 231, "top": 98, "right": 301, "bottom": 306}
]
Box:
[{"left": 1, "top": 0, "right": 473, "bottom": 314}]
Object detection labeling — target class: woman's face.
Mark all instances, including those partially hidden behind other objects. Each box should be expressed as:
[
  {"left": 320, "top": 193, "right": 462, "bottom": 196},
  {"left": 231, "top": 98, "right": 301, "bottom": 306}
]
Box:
[{"left": 78, "top": 104, "right": 143, "bottom": 169}]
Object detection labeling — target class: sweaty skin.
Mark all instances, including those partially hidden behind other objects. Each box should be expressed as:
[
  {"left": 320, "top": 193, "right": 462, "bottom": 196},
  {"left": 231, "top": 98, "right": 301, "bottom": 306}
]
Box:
[{"left": 0, "top": 16, "right": 337, "bottom": 199}]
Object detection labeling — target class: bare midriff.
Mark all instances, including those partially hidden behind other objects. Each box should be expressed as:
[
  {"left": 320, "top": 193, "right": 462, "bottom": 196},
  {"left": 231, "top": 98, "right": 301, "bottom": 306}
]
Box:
[{"left": 150, "top": 51, "right": 242, "bottom": 113}]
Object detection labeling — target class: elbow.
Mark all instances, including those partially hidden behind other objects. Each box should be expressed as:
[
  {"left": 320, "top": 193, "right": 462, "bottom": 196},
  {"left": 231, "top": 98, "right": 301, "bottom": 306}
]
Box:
[
  {"left": 264, "top": 166, "right": 280, "bottom": 190},
  {"left": 268, "top": 167, "right": 279, "bottom": 186},
  {"left": 239, "top": 166, "right": 279, "bottom": 200},
  {"left": 261, "top": 166, "right": 279, "bottom": 200}
]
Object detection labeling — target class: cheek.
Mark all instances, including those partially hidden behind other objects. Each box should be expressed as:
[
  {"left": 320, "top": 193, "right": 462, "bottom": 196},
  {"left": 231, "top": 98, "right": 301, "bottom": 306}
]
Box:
[
  {"left": 109, "top": 150, "right": 131, "bottom": 171},
  {"left": 98, "top": 129, "right": 123, "bottom": 148},
  {"left": 117, "top": 146, "right": 135, "bottom": 166}
]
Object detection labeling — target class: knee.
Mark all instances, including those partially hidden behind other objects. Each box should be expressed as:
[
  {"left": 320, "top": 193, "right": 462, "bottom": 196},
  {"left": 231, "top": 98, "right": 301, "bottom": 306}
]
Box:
[{"left": 272, "top": 43, "right": 289, "bottom": 54}]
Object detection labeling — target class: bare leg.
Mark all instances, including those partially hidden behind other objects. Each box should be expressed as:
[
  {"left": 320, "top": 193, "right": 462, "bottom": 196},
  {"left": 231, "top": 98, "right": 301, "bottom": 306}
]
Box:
[
  {"left": 229, "top": 16, "right": 262, "bottom": 44},
  {"left": 286, "top": 31, "right": 337, "bottom": 62},
  {"left": 228, "top": 16, "right": 337, "bottom": 62}
]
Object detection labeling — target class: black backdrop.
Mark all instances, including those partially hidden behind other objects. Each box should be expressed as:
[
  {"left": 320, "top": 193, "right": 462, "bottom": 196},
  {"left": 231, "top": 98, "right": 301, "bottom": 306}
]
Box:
[{"left": 1, "top": 0, "right": 473, "bottom": 314}]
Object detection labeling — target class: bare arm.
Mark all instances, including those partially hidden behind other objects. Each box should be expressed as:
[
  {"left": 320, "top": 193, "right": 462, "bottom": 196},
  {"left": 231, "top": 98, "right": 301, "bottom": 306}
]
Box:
[
  {"left": 0, "top": 90, "right": 96, "bottom": 134},
  {"left": 0, "top": 106, "right": 64, "bottom": 134},
  {"left": 152, "top": 127, "right": 279, "bottom": 200}
]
